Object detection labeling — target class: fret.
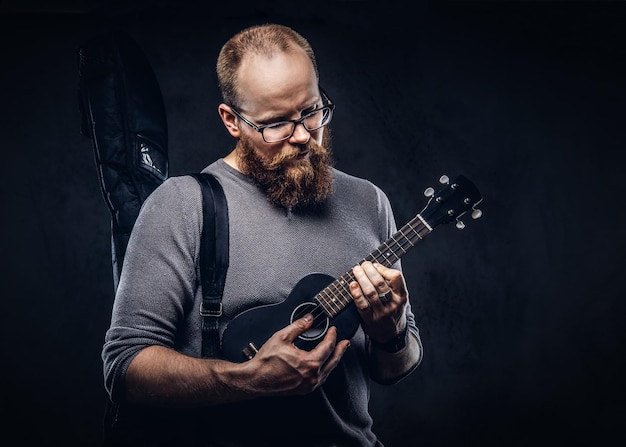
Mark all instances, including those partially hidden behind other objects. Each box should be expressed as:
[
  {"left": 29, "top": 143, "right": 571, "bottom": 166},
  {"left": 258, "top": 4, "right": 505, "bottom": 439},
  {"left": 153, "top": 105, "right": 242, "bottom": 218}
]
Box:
[
  {"left": 317, "top": 288, "right": 341, "bottom": 315},
  {"left": 397, "top": 228, "right": 415, "bottom": 248}
]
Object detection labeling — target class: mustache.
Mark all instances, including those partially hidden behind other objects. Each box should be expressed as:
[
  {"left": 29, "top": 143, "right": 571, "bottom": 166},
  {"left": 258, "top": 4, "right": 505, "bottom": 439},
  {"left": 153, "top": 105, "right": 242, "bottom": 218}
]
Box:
[{"left": 266, "top": 140, "right": 325, "bottom": 169}]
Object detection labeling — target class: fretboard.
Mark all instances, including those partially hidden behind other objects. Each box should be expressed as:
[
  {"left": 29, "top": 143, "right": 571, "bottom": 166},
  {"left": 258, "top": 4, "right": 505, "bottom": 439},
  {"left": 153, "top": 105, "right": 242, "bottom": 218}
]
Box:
[{"left": 315, "top": 213, "right": 432, "bottom": 317}]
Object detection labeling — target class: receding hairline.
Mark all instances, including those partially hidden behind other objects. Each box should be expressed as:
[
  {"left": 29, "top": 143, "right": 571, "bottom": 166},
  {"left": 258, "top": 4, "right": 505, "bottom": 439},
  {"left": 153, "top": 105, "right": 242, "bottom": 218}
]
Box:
[{"left": 216, "top": 23, "right": 319, "bottom": 107}]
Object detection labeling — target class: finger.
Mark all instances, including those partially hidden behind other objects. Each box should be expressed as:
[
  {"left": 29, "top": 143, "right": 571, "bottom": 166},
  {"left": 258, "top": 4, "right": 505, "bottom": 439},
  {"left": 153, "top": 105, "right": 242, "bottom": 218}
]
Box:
[
  {"left": 353, "top": 263, "right": 390, "bottom": 307},
  {"left": 378, "top": 290, "right": 393, "bottom": 304},
  {"left": 360, "top": 262, "right": 392, "bottom": 293},
  {"left": 352, "top": 264, "right": 377, "bottom": 298},
  {"left": 280, "top": 313, "right": 315, "bottom": 342},
  {"left": 373, "top": 264, "right": 409, "bottom": 305},
  {"left": 305, "top": 327, "right": 344, "bottom": 383},
  {"left": 310, "top": 326, "right": 339, "bottom": 360},
  {"left": 373, "top": 263, "right": 405, "bottom": 293},
  {"left": 349, "top": 277, "right": 371, "bottom": 312}
]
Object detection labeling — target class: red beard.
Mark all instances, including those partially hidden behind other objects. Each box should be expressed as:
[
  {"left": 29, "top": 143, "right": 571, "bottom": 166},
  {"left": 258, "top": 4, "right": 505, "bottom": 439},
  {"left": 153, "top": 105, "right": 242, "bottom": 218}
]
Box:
[{"left": 236, "top": 130, "right": 334, "bottom": 209}]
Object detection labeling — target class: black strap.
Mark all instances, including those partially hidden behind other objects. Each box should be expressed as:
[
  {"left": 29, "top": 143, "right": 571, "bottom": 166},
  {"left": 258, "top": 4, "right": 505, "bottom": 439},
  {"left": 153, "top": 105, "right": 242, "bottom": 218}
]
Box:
[{"left": 189, "top": 173, "right": 229, "bottom": 358}]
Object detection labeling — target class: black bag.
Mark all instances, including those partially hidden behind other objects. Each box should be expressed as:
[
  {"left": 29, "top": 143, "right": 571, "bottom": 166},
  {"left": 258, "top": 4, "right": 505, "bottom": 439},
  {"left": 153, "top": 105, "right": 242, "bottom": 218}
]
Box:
[{"left": 77, "top": 30, "right": 169, "bottom": 291}]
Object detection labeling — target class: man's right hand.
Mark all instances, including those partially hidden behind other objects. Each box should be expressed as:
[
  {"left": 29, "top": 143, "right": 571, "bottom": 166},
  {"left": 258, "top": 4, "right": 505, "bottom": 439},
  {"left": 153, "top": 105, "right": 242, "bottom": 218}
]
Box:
[{"left": 247, "top": 313, "right": 350, "bottom": 396}]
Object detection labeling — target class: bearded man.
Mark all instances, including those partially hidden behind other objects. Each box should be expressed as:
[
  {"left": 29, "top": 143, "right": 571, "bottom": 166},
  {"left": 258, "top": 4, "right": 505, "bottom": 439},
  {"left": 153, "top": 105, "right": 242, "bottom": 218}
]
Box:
[{"left": 102, "top": 23, "right": 422, "bottom": 447}]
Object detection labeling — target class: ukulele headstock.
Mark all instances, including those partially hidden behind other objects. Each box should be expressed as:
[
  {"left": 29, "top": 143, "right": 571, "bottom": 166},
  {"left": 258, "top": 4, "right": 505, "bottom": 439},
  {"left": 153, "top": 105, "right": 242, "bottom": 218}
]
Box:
[{"left": 420, "top": 174, "right": 483, "bottom": 230}]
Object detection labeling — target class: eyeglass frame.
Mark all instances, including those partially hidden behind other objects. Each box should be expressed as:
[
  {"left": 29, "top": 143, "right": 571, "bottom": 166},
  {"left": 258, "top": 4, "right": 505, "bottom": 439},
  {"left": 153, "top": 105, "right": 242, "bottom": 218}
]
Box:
[{"left": 228, "top": 87, "right": 335, "bottom": 143}]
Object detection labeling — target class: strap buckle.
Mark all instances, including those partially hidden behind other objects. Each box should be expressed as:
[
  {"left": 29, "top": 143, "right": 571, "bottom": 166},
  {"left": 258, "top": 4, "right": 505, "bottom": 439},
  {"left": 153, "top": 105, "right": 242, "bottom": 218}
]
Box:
[{"left": 199, "top": 302, "right": 223, "bottom": 317}]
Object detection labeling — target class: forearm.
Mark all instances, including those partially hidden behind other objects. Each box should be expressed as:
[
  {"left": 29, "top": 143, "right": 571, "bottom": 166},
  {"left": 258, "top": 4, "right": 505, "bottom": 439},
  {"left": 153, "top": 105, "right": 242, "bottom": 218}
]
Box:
[
  {"left": 367, "top": 330, "right": 422, "bottom": 384},
  {"left": 125, "top": 345, "right": 259, "bottom": 407}
]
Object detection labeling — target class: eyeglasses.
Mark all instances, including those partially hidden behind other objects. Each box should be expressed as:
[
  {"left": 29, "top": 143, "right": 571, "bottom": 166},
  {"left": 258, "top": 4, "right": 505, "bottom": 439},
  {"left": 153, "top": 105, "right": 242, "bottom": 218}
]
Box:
[{"left": 230, "top": 87, "right": 335, "bottom": 143}]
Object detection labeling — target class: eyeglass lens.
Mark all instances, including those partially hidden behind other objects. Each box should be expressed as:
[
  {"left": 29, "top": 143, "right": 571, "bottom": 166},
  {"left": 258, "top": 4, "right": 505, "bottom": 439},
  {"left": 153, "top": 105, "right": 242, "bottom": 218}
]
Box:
[{"left": 263, "top": 107, "right": 333, "bottom": 142}]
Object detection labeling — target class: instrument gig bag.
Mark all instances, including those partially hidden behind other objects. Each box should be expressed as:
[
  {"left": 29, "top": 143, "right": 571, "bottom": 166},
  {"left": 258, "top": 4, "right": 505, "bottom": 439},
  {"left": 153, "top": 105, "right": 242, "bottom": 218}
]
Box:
[
  {"left": 77, "top": 31, "right": 230, "bottom": 446},
  {"left": 77, "top": 31, "right": 169, "bottom": 291}
]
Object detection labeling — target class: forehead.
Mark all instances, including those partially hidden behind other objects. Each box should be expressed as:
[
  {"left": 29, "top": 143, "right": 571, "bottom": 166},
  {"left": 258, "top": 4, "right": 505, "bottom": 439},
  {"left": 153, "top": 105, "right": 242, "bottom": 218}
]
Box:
[{"left": 237, "top": 48, "right": 319, "bottom": 113}]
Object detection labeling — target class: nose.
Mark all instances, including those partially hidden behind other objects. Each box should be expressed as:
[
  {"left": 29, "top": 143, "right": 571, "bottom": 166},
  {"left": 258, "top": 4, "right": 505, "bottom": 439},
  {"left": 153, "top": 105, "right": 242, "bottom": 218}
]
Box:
[{"left": 289, "top": 122, "right": 310, "bottom": 144}]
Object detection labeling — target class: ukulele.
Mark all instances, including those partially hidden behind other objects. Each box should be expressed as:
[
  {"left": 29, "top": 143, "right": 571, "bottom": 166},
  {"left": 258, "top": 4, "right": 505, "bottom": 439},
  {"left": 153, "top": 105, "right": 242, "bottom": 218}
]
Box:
[{"left": 221, "top": 174, "right": 483, "bottom": 362}]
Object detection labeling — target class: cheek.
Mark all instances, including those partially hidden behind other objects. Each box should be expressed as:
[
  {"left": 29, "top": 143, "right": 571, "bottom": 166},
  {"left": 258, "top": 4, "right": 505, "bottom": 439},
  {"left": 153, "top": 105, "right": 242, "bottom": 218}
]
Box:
[
  {"left": 243, "top": 130, "right": 282, "bottom": 160},
  {"left": 256, "top": 143, "right": 284, "bottom": 161}
]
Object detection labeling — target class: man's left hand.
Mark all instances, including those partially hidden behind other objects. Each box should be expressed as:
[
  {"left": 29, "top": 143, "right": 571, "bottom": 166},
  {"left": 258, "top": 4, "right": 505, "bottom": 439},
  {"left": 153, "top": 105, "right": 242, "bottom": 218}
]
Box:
[{"left": 349, "top": 261, "right": 408, "bottom": 343}]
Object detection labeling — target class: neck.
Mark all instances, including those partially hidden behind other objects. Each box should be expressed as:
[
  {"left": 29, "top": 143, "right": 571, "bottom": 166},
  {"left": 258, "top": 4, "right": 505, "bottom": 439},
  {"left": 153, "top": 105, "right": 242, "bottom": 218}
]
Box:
[{"left": 223, "top": 150, "right": 241, "bottom": 172}]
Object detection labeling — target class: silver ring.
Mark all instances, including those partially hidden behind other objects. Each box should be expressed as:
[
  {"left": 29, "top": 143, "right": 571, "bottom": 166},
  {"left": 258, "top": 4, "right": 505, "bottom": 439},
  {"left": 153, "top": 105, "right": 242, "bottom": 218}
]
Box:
[{"left": 378, "top": 291, "right": 392, "bottom": 303}]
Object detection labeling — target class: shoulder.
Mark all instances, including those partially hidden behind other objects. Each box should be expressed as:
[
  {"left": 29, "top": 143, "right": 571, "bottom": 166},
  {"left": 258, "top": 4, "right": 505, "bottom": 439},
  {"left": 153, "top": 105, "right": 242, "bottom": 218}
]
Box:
[
  {"left": 134, "top": 174, "right": 205, "bottom": 238},
  {"left": 330, "top": 168, "right": 397, "bottom": 238},
  {"left": 141, "top": 174, "right": 203, "bottom": 213},
  {"left": 332, "top": 168, "right": 375, "bottom": 188},
  {"left": 332, "top": 168, "right": 391, "bottom": 208}
]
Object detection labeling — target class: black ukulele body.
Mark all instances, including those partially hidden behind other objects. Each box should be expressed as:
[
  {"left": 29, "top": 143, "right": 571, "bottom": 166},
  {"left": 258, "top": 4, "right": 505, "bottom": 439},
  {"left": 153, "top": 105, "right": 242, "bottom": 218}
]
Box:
[{"left": 220, "top": 273, "right": 361, "bottom": 363}]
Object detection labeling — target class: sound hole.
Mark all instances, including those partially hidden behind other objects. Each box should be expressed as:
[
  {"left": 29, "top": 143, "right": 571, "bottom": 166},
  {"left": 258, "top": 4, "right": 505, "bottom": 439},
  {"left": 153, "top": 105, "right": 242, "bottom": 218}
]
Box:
[{"left": 291, "top": 302, "right": 329, "bottom": 341}]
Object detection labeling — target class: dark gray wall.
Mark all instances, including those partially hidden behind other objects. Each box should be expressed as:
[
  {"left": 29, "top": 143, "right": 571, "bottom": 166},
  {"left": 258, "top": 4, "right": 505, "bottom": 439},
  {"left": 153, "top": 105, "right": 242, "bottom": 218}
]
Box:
[{"left": 2, "top": 1, "right": 625, "bottom": 446}]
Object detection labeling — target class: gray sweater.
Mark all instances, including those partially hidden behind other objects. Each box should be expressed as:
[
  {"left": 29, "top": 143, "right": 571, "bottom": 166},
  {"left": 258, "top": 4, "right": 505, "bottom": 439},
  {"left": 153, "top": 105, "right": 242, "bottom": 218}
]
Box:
[{"left": 102, "top": 159, "right": 418, "bottom": 446}]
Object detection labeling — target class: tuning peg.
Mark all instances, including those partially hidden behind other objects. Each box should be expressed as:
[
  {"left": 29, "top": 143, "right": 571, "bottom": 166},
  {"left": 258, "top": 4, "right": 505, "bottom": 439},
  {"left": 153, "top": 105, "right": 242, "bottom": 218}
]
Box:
[
  {"left": 471, "top": 208, "right": 482, "bottom": 219},
  {"left": 439, "top": 175, "right": 449, "bottom": 184},
  {"left": 424, "top": 187, "right": 435, "bottom": 198},
  {"left": 455, "top": 219, "right": 465, "bottom": 230}
]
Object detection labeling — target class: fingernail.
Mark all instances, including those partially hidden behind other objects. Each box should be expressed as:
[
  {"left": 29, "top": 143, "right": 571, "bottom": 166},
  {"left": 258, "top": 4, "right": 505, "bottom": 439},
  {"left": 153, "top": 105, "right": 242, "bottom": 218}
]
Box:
[{"left": 303, "top": 313, "right": 313, "bottom": 322}]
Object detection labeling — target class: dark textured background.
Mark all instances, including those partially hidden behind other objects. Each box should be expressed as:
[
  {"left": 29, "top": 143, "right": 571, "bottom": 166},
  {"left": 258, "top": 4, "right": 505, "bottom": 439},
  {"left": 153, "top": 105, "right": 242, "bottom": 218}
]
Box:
[{"left": 1, "top": 1, "right": 625, "bottom": 446}]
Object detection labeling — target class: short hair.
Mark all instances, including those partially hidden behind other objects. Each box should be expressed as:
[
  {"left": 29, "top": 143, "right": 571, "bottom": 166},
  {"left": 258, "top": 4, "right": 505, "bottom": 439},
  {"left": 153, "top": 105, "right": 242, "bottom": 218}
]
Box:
[{"left": 216, "top": 23, "right": 319, "bottom": 107}]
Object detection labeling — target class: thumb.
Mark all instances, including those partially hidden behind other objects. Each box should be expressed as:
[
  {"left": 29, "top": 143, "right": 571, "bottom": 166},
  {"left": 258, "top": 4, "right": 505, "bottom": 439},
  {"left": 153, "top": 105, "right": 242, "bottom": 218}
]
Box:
[{"left": 282, "top": 313, "right": 314, "bottom": 342}]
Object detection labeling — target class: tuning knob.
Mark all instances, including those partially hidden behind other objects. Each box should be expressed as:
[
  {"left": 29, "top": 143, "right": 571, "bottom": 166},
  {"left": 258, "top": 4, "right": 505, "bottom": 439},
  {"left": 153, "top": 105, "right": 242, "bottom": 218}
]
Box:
[
  {"left": 439, "top": 175, "right": 449, "bottom": 184},
  {"left": 455, "top": 219, "right": 465, "bottom": 230},
  {"left": 471, "top": 208, "right": 482, "bottom": 219},
  {"left": 424, "top": 187, "right": 435, "bottom": 198}
]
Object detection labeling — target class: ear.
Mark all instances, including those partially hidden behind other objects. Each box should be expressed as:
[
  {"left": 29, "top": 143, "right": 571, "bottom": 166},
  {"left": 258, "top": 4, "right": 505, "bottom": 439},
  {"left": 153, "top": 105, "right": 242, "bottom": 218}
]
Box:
[{"left": 218, "top": 104, "right": 241, "bottom": 138}]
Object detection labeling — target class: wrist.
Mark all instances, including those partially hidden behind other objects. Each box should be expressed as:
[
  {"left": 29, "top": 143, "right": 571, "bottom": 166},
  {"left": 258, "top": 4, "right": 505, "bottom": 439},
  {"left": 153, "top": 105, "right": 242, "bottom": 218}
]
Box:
[{"left": 370, "top": 326, "right": 409, "bottom": 353}]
